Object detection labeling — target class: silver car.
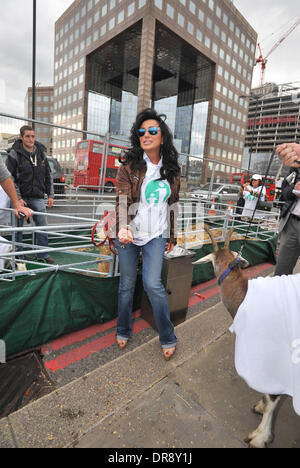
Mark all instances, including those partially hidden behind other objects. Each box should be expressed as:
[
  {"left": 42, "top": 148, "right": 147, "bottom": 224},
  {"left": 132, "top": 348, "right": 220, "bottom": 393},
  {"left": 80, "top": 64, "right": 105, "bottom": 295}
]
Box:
[{"left": 190, "top": 183, "right": 240, "bottom": 205}]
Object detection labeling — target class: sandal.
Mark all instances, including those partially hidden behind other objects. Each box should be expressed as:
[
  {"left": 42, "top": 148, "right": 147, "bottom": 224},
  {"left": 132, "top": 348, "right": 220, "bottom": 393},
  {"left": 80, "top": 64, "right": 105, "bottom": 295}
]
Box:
[
  {"left": 117, "top": 338, "right": 128, "bottom": 349},
  {"left": 162, "top": 346, "right": 176, "bottom": 361}
]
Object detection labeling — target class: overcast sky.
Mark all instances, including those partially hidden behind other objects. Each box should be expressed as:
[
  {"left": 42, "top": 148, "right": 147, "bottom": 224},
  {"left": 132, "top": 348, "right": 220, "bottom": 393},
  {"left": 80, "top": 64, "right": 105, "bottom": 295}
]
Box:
[
  {"left": 0, "top": 0, "right": 73, "bottom": 133},
  {"left": 0, "top": 0, "right": 300, "bottom": 132},
  {"left": 234, "top": 0, "right": 300, "bottom": 87}
]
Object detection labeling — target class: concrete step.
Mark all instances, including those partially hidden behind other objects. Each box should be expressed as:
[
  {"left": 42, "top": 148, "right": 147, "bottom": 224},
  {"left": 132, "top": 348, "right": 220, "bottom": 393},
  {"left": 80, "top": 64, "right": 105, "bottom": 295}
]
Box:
[
  {"left": 0, "top": 302, "right": 233, "bottom": 448},
  {"left": 2, "top": 297, "right": 300, "bottom": 449}
]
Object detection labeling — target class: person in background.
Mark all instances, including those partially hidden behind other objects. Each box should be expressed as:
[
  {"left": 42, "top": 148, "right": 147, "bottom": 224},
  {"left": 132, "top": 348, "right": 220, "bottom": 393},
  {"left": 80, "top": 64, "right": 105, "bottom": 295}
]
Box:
[
  {"left": 236, "top": 175, "right": 251, "bottom": 218},
  {"left": 6, "top": 126, "right": 55, "bottom": 264},
  {"left": 274, "top": 143, "right": 300, "bottom": 275},
  {"left": 241, "top": 174, "right": 266, "bottom": 221},
  {"left": 115, "top": 108, "right": 181, "bottom": 360}
]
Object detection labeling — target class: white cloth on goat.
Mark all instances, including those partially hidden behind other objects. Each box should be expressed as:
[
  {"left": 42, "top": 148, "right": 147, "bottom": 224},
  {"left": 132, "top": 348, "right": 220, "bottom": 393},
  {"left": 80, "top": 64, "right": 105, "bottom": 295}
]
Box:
[
  {"left": 230, "top": 274, "right": 300, "bottom": 416},
  {"left": 0, "top": 235, "right": 11, "bottom": 270}
]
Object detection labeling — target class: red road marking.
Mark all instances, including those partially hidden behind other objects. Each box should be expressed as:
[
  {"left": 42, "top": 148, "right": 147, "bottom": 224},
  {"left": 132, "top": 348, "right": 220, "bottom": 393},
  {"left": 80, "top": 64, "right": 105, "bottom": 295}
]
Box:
[
  {"left": 245, "top": 262, "right": 273, "bottom": 278},
  {"left": 190, "top": 277, "right": 217, "bottom": 294},
  {"left": 45, "top": 319, "right": 149, "bottom": 373},
  {"left": 44, "top": 311, "right": 141, "bottom": 352}
]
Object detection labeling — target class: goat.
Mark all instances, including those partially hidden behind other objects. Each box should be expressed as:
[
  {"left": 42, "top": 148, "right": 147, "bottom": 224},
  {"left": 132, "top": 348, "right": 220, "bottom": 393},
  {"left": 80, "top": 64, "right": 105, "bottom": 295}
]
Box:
[{"left": 194, "top": 224, "right": 281, "bottom": 448}]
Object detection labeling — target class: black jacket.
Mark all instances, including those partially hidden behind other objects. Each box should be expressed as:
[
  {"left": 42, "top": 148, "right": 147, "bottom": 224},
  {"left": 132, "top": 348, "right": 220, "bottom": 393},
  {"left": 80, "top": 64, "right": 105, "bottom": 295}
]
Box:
[
  {"left": 279, "top": 167, "right": 300, "bottom": 218},
  {"left": 6, "top": 140, "right": 54, "bottom": 199}
]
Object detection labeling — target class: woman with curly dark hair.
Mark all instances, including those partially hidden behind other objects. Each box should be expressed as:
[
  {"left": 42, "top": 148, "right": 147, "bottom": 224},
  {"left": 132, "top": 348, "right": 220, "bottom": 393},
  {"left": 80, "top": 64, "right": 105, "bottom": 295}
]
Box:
[{"left": 115, "top": 108, "right": 181, "bottom": 360}]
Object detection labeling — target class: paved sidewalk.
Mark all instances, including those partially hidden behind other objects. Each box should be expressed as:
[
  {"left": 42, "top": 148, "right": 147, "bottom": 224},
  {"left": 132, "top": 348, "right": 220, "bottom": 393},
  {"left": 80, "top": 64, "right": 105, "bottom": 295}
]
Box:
[{"left": 1, "top": 296, "right": 300, "bottom": 448}]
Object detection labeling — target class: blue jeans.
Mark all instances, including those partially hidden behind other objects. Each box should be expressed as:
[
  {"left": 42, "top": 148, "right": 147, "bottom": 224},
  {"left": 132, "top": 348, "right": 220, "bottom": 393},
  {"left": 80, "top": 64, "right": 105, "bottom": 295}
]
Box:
[
  {"left": 17, "top": 198, "right": 50, "bottom": 260},
  {"left": 116, "top": 237, "right": 177, "bottom": 348}
]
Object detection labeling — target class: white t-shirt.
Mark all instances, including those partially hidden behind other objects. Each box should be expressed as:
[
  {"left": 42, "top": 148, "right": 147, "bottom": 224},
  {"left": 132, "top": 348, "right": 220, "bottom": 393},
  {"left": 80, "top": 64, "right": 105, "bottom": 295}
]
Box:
[
  {"left": 131, "top": 153, "right": 171, "bottom": 246},
  {"left": 242, "top": 185, "right": 266, "bottom": 218}
]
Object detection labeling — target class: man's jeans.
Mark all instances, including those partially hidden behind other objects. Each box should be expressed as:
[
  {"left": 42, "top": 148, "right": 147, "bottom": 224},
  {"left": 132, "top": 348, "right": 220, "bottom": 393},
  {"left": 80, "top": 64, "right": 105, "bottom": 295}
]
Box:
[
  {"left": 116, "top": 237, "right": 177, "bottom": 348},
  {"left": 17, "top": 198, "right": 49, "bottom": 260},
  {"left": 275, "top": 216, "right": 300, "bottom": 276}
]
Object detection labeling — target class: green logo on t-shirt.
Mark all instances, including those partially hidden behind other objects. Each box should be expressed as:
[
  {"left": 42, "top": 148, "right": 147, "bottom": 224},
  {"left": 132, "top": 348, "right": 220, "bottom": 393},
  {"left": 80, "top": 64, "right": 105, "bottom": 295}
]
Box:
[{"left": 145, "top": 180, "right": 171, "bottom": 206}]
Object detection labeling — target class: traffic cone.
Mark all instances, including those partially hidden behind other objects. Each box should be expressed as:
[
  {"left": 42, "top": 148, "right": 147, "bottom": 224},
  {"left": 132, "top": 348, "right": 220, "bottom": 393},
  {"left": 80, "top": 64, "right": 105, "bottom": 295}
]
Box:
[{"left": 208, "top": 198, "right": 216, "bottom": 216}]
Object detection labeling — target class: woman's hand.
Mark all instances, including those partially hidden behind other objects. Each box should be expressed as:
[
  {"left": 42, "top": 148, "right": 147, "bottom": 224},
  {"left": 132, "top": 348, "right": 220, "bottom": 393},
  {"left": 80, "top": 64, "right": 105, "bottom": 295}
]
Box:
[
  {"left": 118, "top": 227, "right": 134, "bottom": 244},
  {"left": 165, "top": 242, "right": 175, "bottom": 254}
]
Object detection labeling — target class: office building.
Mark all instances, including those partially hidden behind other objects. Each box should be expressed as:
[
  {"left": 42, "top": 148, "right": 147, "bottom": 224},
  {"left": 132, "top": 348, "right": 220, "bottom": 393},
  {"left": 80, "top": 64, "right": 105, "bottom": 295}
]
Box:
[
  {"left": 25, "top": 86, "right": 54, "bottom": 156},
  {"left": 54, "top": 0, "right": 257, "bottom": 184}
]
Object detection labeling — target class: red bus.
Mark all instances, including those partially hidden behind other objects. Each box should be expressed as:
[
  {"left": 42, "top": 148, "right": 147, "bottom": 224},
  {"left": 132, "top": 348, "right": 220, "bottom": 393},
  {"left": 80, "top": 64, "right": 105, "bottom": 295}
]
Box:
[
  {"left": 74, "top": 140, "right": 128, "bottom": 191},
  {"left": 230, "top": 172, "right": 276, "bottom": 201}
]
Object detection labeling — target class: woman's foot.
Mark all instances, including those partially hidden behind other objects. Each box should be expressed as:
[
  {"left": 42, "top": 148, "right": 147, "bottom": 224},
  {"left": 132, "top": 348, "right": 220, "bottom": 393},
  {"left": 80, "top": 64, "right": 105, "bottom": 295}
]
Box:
[
  {"left": 117, "top": 338, "right": 128, "bottom": 349},
  {"left": 162, "top": 346, "right": 176, "bottom": 361}
]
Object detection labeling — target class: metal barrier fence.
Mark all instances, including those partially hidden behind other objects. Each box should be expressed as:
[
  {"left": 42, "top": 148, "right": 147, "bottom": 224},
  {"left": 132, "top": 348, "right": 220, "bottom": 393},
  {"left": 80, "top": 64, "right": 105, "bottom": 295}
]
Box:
[
  {"left": 0, "top": 112, "right": 281, "bottom": 282},
  {"left": 0, "top": 197, "right": 280, "bottom": 282},
  {"left": 0, "top": 206, "right": 116, "bottom": 281},
  {"left": 178, "top": 196, "right": 280, "bottom": 250}
]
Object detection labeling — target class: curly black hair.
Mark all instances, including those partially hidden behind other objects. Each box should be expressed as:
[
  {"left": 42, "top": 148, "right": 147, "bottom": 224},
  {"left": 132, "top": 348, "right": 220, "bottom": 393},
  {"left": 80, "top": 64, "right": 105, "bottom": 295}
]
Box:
[{"left": 120, "top": 108, "right": 181, "bottom": 185}]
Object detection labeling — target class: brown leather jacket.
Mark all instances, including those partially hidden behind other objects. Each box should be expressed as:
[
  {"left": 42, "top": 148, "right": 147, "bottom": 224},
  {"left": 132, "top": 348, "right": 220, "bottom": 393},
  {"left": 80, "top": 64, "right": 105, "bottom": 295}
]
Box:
[{"left": 116, "top": 161, "right": 181, "bottom": 244}]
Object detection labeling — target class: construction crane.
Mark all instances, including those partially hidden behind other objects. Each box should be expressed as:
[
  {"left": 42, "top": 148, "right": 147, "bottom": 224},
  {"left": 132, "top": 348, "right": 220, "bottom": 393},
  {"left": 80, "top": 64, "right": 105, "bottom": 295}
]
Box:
[{"left": 256, "top": 17, "right": 300, "bottom": 86}]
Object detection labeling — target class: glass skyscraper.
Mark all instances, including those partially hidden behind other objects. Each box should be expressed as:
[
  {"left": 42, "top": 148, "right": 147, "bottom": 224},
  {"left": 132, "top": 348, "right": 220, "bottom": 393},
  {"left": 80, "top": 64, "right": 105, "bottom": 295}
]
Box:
[{"left": 54, "top": 0, "right": 257, "bottom": 185}]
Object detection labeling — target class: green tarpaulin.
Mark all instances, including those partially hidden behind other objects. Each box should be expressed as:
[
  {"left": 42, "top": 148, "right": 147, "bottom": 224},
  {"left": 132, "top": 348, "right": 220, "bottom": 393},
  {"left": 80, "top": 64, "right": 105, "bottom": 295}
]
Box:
[{"left": 0, "top": 232, "right": 278, "bottom": 357}]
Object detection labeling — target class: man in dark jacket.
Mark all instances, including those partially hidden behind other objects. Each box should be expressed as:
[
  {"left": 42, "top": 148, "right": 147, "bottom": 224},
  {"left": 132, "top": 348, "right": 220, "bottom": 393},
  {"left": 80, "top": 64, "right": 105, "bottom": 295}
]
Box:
[
  {"left": 275, "top": 143, "right": 300, "bottom": 275},
  {"left": 6, "top": 125, "right": 55, "bottom": 263}
]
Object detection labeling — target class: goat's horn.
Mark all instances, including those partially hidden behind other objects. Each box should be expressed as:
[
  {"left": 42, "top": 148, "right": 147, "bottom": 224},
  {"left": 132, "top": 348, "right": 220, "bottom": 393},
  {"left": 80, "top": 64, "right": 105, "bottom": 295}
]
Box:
[
  {"left": 224, "top": 227, "right": 235, "bottom": 248},
  {"left": 204, "top": 223, "right": 218, "bottom": 253}
]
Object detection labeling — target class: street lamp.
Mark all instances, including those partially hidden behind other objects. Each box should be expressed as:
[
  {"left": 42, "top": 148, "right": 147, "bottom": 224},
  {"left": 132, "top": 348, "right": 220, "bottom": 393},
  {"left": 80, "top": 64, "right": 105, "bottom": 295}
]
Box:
[{"left": 32, "top": 0, "right": 37, "bottom": 129}]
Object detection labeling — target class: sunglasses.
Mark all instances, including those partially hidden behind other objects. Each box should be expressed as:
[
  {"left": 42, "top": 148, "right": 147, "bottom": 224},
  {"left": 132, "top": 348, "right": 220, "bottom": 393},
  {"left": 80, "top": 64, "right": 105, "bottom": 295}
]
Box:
[{"left": 137, "top": 127, "right": 160, "bottom": 138}]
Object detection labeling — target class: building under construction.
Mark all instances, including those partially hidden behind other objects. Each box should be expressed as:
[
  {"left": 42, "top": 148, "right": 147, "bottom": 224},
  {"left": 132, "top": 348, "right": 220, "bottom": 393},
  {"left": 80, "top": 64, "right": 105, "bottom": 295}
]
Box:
[{"left": 243, "top": 82, "right": 300, "bottom": 175}]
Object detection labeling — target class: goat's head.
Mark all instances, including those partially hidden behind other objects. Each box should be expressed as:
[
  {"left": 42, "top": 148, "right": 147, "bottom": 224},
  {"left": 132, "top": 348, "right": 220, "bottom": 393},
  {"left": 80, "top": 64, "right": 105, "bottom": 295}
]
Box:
[{"left": 194, "top": 224, "right": 249, "bottom": 278}]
